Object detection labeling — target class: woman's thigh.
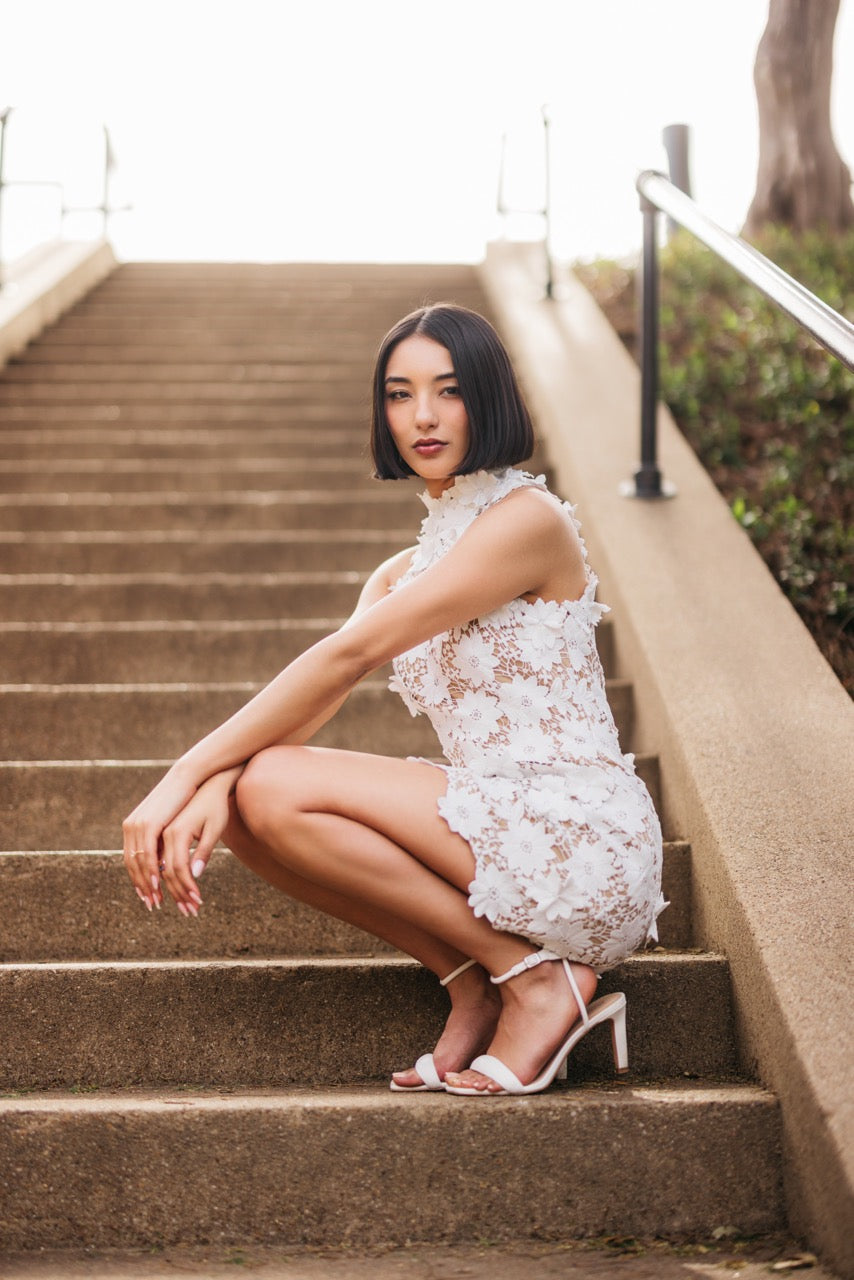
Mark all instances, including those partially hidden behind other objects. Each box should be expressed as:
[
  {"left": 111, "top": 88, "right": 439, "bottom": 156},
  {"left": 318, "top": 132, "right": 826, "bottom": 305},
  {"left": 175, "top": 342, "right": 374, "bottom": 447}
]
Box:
[{"left": 237, "top": 746, "right": 477, "bottom": 892}]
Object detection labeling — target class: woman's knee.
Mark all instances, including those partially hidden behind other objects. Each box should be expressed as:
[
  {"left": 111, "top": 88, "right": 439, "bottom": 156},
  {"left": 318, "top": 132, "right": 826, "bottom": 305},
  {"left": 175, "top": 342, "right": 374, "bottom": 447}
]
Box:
[{"left": 234, "top": 746, "right": 305, "bottom": 837}]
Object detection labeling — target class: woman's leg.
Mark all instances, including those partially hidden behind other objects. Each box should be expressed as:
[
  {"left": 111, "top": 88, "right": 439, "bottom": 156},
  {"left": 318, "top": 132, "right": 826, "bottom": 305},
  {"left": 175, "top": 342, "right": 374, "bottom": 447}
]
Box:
[
  {"left": 224, "top": 759, "right": 501, "bottom": 1082},
  {"left": 233, "top": 744, "right": 595, "bottom": 1089}
]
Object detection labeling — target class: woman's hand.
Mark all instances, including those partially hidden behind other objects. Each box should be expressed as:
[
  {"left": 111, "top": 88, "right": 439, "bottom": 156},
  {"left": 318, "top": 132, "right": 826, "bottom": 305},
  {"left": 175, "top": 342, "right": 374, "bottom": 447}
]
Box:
[
  {"left": 123, "top": 765, "right": 198, "bottom": 909},
  {"left": 157, "top": 769, "right": 241, "bottom": 914}
]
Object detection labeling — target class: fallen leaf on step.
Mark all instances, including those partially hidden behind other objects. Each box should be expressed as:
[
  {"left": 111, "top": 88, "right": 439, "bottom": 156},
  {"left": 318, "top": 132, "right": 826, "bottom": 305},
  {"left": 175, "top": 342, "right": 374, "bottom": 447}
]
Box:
[{"left": 770, "top": 1256, "right": 818, "bottom": 1272}]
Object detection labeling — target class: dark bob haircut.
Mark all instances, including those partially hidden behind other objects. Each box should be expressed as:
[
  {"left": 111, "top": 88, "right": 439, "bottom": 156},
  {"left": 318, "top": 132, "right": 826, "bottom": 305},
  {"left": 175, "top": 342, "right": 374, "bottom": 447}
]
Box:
[{"left": 370, "top": 304, "right": 534, "bottom": 479}]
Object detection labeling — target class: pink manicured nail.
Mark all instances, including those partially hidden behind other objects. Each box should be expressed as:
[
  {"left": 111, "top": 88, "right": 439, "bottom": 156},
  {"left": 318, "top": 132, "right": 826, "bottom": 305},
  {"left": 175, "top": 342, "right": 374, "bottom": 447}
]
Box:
[
  {"left": 191, "top": 859, "right": 205, "bottom": 878},
  {"left": 177, "top": 902, "right": 189, "bottom": 917},
  {"left": 144, "top": 898, "right": 153, "bottom": 912},
  {"left": 185, "top": 902, "right": 199, "bottom": 918},
  {"left": 188, "top": 889, "right": 203, "bottom": 906},
  {"left": 150, "top": 874, "right": 160, "bottom": 890},
  {"left": 135, "top": 887, "right": 146, "bottom": 903}
]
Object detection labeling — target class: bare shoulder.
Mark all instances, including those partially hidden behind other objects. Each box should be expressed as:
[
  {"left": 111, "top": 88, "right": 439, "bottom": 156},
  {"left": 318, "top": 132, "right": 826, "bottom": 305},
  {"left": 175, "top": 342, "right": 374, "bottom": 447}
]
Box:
[
  {"left": 466, "top": 484, "right": 587, "bottom": 599},
  {"left": 474, "top": 484, "right": 582, "bottom": 554}
]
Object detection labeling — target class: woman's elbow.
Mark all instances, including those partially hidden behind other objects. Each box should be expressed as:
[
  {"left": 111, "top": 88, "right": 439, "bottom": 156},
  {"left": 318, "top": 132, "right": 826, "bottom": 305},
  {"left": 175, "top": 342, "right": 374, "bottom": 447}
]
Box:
[{"left": 323, "top": 626, "right": 387, "bottom": 685}]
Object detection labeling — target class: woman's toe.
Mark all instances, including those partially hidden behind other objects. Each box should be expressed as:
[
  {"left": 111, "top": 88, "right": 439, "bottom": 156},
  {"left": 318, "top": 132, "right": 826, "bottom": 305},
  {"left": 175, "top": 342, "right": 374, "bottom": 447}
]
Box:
[
  {"left": 391, "top": 1067, "right": 423, "bottom": 1088},
  {"left": 446, "top": 1069, "right": 491, "bottom": 1090}
]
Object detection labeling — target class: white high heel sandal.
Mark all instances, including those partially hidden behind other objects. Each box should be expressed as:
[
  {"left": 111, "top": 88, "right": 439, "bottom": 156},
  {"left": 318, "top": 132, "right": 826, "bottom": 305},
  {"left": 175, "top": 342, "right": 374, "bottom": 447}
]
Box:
[
  {"left": 389, "top": 958, "right": 478, "bottom": 1092},
  {"left": 444, "top": 949, "right": 628, "bottom": 1096}
]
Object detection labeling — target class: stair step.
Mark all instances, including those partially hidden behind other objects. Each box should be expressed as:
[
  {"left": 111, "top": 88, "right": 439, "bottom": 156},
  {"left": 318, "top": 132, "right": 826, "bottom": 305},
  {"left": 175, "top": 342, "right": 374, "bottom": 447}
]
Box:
[
  {"left": 0, "top": 756, "right": 662, "bottom": 853},
  {"left": 0, "top": 403, "right": 360, "bottom": 423},
  {"left": 17, "top": 343, "right": 389, "bottom": 363},
  {"left": 0, "top": 531, "right": 413, "bottom": 575},
  {"left": 0, "top": 492, "right": 421, "bottom": 533},
  {"left": 0, "top": 842, "right": 690, "bottom": 959},
  {"left": 0, "top": 616, "right": 617, "bottom": 682},
  {"left": 0, "top": 953, "right": 732, "bottom": 1090},
  {"left": 0, "top": 381, "right": 370, "bottom": 404},
  {"left": 1, "top": 363, "right": 372, "bottom": 384},
  {"left": 0, "top": 1083, "right": 784, "bottom": 1249},
  {"left": 0, "top": 572, "right": 369, "bottom": 620},
  {"left": 0, "top": 460, "right": 379, "bottom": 493},
  {"left": 0, "top": 681, "right": 457, "bottom": 759},
  {"left": 0, "top": 427, "right": 379, "bottom": 457}
]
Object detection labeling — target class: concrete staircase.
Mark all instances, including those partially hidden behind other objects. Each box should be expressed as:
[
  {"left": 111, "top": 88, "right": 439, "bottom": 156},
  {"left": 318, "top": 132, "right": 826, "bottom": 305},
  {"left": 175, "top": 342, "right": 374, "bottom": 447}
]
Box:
[{"left": 0, "top": 264, "right": 783, "bottom": 1252}]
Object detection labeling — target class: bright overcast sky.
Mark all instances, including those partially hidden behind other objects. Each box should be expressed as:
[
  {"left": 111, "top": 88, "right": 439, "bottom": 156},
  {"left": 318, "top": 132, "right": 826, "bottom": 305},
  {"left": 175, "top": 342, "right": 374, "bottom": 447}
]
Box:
[{"left": 2, "top": 0, "right": 853, "bottom": 264}]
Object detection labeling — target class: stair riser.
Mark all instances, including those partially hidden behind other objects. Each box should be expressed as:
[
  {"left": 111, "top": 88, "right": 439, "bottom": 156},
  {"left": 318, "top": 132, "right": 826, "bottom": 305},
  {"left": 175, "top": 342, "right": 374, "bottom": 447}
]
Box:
[
  {"left": 0, "top": 957, "right": 735, "bottom": 1088},
  {"left": 0, "top": 578, "right": 366, "bottom": 621},
  {"left": 0, "top": 1090, "right": 784, "bottom": 1248},
  {"left": 18, "top": 345, "right": 390, "bottom": 363},
  {"left": 0, "top": 430, "right": 383, "bottom": 458},
  {"left": 0, "top": 841, "right": 690, "bottom": 959},
  {"left": 0, "top": 618, "right": 616, "bottom": 682},
  {"left": 0, "top": 465, "right": 380, "bottom": 493},
  {"left": 0, "top": 498, "right": 420, "bottom": 533},
  {"left": 0, "top": 534, "right": 411, "bottom": 575},
  {"left": 1, "top": 365, "right": 372, "bottom": 384},
  {"left": 0, "top": 757, "right": 662, "bottom": 851},
  {"left": 0, "top": 404, "right": 361, "bottom": 423},
  {"left": 0, "top": 683, "right": 451, "bottom": 760},
  {"left": 0, "top": 384, "right": 370, "bottom": 404}
]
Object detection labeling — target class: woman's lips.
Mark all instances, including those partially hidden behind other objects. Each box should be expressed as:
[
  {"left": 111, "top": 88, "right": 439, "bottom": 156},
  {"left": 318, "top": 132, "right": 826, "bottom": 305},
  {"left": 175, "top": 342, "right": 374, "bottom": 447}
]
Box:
[{"left": 413, "top": 440, "right": 446, "bottom": 457}]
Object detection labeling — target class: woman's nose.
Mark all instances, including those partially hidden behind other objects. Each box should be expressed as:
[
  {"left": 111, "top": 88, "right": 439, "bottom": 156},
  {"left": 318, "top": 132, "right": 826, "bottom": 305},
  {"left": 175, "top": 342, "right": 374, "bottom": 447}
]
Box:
[{"left": 414, "top": 395, "right": 437, "bottom": 426}]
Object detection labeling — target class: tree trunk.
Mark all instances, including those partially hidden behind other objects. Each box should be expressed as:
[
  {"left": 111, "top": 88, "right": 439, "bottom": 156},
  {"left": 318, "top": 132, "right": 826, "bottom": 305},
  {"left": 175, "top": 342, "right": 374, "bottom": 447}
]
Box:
[{"left": 743, "top": 0, "right": 854, "bottom": 235}]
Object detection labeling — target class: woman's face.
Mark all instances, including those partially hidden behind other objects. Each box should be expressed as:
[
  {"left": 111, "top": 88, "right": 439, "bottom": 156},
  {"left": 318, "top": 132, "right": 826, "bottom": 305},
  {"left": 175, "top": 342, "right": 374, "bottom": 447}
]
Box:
[{"left": 383, "top": 334, "right": 470, "bottom": 495}]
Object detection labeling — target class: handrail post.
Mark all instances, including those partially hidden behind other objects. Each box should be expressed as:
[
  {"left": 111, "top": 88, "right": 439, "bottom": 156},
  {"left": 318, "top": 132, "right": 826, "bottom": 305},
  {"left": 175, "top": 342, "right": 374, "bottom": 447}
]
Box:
[
  {"left": 542, "top": 105, "right": 554, "bottom": 299},
  {"left": 622, "top": 188, "right": 676, "bottom": 498},
  {"left": 0, "top": 107, "right": 10, "bottom": 291}
]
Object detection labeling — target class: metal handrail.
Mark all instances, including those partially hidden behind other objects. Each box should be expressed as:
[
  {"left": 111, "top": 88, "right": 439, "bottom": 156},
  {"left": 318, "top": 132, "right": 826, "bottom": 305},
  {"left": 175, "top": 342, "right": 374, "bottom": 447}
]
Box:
[
  {"left": 624, "top": 169, "right": 854, "bottom": 499},
  {"left": 497, "top": 105, "right": 554, "bottom": 298},
  {"left": 0, "top": 107, "right": 125, "bottom": 289}
]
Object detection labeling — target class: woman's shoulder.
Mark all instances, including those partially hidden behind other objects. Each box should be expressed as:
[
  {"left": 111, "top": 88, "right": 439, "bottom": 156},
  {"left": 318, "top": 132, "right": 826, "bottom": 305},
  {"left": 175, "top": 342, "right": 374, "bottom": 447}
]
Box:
[{"left": 480, "top": 474, "right": 577, "bottom": 537}]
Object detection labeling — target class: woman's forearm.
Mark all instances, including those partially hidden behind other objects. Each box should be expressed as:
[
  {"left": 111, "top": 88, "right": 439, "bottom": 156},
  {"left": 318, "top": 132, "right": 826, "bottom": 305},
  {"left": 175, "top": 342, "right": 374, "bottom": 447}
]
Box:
[{"left": 172, "top": 633, "right": 367, "bottom": 788}]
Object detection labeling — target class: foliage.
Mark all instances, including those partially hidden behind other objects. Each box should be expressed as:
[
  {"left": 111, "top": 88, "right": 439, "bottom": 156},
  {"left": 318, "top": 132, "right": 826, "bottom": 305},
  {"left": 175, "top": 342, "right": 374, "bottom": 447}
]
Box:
[{"left": 575, "top": 228, "right": 854, "bottom": 695}]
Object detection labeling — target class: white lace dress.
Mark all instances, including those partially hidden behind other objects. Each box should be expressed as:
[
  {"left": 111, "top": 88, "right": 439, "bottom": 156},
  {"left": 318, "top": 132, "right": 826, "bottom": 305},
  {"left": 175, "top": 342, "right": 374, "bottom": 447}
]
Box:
[{"left": 389, "top": 468, "right": 665, "bottom": 972}]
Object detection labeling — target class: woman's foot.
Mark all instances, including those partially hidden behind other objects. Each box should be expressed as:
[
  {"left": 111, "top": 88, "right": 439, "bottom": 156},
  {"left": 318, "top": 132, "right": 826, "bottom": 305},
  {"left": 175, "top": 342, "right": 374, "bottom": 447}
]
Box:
[
  {"left": 390, "top": 962, "right": 501, "bottom": 1089},
  {"left": 444, "top": 958, "right": 598, "bottom": 1094}
]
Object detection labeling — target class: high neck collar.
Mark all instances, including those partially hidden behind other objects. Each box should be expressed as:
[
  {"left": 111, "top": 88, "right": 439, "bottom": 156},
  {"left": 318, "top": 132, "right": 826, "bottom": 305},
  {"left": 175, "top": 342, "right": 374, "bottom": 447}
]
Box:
[{"left": 418, "top": 469, "right": 513, "bottom": 514}]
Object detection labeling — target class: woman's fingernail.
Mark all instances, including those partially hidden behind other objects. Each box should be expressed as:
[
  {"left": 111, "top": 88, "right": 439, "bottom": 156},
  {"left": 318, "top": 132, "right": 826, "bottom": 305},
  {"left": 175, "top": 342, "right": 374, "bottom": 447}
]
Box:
[
  {"left": 191, "top": 859, "right": 205, "bottom": 878},
  {"left": 185, "top": 901, "right": 199, "bottom": 918},
  {"left": 150, "top": 874, "right": 160, "bottom": 890},
  {"left": 145, "top": 898, "right": 153, "bottom": 912},
  {"left": 188, "top": 889, "right": 203, "bottom": 905},
  {"left": 177, "top": 902, "right": 189, "bottom": 918},
  {"left": 135, "top": 887, "right": 146, "bottom": 902}
]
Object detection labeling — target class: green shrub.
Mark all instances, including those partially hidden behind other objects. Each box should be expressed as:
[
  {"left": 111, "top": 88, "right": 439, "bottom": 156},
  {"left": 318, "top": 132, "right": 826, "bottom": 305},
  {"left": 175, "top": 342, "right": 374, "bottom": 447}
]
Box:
[{"left": 575, "top": 228, "right": 854, "bottom": 695}]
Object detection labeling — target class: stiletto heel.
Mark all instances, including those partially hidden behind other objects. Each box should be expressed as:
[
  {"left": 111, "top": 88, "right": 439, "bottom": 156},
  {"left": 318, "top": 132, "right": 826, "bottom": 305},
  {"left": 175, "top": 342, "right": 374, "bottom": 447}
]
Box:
[
  {"left": 389, "top": 959, "right": 478, "bottom": 1092},
  {"left": 445, "top": 949, "right": 628, "bottom": 1096},
  {"left": 610, "top": 1000, "right": 629, "bottom": 1074}
]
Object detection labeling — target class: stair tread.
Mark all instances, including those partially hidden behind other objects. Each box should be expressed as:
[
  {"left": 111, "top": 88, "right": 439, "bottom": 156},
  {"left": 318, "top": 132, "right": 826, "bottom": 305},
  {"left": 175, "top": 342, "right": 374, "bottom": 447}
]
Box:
[{"left": 0, "top": 1078, "right": 776, "bottom": 1111}]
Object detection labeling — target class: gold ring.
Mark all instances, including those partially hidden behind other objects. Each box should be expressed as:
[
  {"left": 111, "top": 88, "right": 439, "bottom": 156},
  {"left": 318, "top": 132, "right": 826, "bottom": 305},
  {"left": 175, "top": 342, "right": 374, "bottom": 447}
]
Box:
[{"left": 130, "top": 850, "right": 144, "bottom": 858}]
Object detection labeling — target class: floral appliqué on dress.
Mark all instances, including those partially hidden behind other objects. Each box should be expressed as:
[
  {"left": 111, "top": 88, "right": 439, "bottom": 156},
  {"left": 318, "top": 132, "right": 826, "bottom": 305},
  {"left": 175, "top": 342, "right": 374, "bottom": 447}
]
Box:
[{"left": 389, "top": 468, "right": 666, "bottom": 972}]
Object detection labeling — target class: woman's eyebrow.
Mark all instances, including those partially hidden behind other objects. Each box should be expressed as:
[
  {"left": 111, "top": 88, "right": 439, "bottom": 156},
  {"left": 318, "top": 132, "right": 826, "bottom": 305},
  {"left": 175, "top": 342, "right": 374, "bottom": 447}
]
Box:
[{"left": 384, "top": 372, "right": 457, "bottom": 384}]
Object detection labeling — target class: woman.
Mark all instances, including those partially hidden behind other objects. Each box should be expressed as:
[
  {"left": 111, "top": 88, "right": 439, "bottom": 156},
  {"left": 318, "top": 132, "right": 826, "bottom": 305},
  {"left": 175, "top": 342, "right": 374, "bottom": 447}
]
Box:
[{"left": 123, "top": 304, "right": 664, "bottom": 1097}]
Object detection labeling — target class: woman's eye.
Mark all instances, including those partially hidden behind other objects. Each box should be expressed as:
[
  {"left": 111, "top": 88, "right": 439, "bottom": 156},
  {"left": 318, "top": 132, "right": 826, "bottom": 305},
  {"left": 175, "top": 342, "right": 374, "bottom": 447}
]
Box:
[
  {"left": 386, "top": 390, "right": 409, "bottom": 402},
  {"left": 441, "top": 385, "right": 460, "bottom": 397}
]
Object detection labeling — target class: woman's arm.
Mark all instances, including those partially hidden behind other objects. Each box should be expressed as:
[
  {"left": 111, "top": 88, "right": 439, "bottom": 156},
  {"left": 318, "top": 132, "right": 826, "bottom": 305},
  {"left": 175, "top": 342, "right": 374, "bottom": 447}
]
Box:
[
  {"left": 123, "top": 490, "right": 580, "bottom": 889},
  {"left": 175, "top": 490, "right": 576, "bottom": 781},
  {"left": 122, "top": 544, "right": 417, "bottom": 906}
]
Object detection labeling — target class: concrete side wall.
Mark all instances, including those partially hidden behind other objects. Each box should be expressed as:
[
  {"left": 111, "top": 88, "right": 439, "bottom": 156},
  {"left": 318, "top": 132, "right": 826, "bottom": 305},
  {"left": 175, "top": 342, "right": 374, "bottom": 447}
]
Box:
[
  {"left": 0, "top": 240, "right": 116, "bottom": 369},
  {"left": 479, "top": 242, "right": 854, "bottom": 1279}
]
